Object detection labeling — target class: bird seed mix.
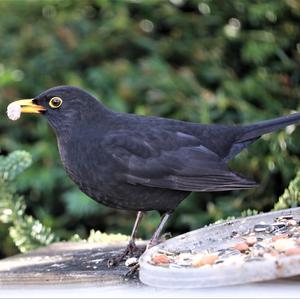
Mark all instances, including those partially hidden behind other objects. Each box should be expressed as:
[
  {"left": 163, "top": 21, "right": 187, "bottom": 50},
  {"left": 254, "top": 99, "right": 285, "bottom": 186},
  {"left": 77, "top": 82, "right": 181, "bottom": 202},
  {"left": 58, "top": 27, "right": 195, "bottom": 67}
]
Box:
[{"left": 149, "top": 214, "right": 300, "bottom": 269}]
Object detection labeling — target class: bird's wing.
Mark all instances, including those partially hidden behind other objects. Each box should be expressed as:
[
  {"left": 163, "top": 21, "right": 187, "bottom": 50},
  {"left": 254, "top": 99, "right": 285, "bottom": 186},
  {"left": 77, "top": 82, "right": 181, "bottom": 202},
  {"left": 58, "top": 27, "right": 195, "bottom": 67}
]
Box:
[{"left": 102, "top": 129, "right": 258, "bottom": 192}]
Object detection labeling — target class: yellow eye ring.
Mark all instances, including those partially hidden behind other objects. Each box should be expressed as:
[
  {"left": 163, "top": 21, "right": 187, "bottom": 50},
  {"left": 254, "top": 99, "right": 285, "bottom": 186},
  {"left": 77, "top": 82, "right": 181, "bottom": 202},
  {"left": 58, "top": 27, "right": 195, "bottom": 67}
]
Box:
[{"left": 49, "top": 97, "right": 63, "bottom": 109}]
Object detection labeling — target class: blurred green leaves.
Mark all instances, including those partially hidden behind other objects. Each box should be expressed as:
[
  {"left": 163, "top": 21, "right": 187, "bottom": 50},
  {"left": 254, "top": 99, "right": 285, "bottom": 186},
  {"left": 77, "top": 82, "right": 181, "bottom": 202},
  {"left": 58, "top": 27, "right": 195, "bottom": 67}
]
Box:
[
  {"left": 0, "top": 0, "right": 299, "bottom": 256},
  {"left": 274, "top": 170, "right": 300, "bottom": 210},
  {"left": 0, "top": 151, "right": 58, "bottom": 253},
  {"left": 0, "top": 151, "right": 31, "bottom": 181}
]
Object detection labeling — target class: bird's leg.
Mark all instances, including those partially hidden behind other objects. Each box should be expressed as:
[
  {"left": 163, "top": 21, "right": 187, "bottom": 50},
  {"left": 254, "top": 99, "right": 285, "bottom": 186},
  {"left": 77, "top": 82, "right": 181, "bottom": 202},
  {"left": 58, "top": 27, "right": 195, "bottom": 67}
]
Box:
[
  {"left": 124, "top": 212, "right": 172, "bottom": 279},
  {"left": 126, "top": 210, "right": 144, "bottom": 254},
  {"left": 147, "top": 212, "right": 171, "bottom": 249},
  {"left": 108, "top": 211, "right": 144, "bottom": 267}
]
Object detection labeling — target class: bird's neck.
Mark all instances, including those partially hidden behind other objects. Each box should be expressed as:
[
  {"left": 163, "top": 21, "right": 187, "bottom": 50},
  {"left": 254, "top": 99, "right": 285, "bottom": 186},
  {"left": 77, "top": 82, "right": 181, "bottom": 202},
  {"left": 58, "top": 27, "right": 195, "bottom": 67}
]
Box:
[{"left": 51, "top": 101, "right": 115, "bottom": 138}]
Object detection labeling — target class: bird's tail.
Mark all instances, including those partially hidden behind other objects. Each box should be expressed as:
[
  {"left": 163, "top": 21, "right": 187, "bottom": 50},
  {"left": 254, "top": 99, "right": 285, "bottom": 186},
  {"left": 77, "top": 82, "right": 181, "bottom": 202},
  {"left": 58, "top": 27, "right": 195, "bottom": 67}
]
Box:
[
  {"left": 225, "top": 112, "right": 300, "bottom": 160},
  {"left": 239, "top": 112, "right": 300, "bottom": 142}
]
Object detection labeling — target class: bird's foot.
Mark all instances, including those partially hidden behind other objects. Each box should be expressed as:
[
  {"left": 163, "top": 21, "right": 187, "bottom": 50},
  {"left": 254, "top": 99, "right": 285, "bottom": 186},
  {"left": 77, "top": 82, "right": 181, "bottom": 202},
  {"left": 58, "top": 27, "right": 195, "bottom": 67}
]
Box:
[
  {"left": 124, "top": 262, "right": 140, "bottom": 280},
  {"left": 107, "top": 240, "right": 144, "bottom": 267},
  {"left": 159, "top": 232, "right": 172, "bottom": 242},
  {"left": 147, "top": 232, "right": 172, "bottom": 250}
]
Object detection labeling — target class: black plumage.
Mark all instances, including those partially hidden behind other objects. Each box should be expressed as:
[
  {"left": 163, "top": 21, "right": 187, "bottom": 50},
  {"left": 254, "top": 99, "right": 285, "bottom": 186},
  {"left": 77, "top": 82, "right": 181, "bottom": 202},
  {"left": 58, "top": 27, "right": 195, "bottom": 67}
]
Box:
[{"left": 9, "top": 86, "right": 300, "bottom": 263}]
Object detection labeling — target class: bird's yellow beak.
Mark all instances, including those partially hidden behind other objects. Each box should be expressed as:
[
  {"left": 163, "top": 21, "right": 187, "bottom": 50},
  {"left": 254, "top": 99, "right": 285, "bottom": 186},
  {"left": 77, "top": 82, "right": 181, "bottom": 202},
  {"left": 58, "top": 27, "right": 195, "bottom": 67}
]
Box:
[{"left": 10, "top": 99, "right": 46, "bottom": 113}]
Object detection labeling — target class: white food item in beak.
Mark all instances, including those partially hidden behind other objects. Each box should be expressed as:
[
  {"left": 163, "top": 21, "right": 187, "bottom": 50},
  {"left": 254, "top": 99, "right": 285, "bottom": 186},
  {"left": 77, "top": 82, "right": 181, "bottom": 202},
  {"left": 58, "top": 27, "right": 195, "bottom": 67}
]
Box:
[{"left": 7, "top": 102, "right": 21, "bottom": 121}]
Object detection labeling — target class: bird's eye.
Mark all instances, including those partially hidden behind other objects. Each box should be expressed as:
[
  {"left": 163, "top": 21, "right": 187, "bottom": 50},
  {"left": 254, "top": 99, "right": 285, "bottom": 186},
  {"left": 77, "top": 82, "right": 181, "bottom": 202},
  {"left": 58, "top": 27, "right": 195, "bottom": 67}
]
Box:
[{"left": 49, "top": 97, "right": 63, "bottom": 109}]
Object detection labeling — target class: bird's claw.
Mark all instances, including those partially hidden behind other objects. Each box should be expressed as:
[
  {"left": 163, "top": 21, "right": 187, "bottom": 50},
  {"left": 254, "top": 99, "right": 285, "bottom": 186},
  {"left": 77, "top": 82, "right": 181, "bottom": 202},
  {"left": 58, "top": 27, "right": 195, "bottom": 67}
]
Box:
[
  {"left": 160, "top": 232, "right": 172, "bottom": 242},
  {"left": 147, "top": 232, "right": 172, "bottom": 250},
  {"left": 107, "top": 241, "right": 144, "bottom": 267},
  {"left": 124, "top": 263, "right": 140, "bottom": 280}
]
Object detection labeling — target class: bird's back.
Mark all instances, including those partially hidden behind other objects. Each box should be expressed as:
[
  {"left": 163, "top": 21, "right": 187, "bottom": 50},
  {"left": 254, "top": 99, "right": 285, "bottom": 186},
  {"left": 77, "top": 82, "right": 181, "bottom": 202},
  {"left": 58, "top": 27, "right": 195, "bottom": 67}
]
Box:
[{"left": 117, "top": 112, "right": 244, "bottom": 161}]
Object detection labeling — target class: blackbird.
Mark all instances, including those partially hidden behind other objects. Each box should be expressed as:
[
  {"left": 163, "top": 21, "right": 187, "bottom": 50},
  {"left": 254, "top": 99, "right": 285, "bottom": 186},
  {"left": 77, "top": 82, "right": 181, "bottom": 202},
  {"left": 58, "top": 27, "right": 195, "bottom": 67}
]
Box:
[{"left": 8, "top": 86, "right": 300, "bottom": 264}]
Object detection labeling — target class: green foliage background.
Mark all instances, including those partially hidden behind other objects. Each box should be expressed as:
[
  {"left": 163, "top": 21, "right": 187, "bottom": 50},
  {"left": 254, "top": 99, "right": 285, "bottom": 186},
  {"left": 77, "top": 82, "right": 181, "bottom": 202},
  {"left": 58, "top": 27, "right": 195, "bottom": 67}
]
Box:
[{"left": 0, "top": 0, "right": 300, "bottom": 257}]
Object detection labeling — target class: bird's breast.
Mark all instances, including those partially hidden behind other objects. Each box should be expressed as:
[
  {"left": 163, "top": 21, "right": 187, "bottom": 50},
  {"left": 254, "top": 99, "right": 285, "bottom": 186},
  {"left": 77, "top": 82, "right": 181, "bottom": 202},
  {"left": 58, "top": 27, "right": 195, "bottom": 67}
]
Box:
[
  {"left": 56, "top": 134, "right": 188, "bottom": 212},
  {"left": 57, "top": 135, "right": 117, "bottom": 201}
]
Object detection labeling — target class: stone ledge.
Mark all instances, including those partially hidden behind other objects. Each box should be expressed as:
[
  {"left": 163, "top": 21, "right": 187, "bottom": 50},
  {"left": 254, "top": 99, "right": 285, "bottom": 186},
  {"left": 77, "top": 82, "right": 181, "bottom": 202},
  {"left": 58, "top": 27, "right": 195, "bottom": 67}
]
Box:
[{"left": 0, "top": 241, "right": 145, "bottom": 286}]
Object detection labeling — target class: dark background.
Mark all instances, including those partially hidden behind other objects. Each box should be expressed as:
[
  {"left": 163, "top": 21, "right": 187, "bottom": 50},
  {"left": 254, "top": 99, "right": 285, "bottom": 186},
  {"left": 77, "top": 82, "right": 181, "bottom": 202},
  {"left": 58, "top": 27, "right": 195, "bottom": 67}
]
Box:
[{"left": 0, "top": 0, "right": 300, "bottom": 257}]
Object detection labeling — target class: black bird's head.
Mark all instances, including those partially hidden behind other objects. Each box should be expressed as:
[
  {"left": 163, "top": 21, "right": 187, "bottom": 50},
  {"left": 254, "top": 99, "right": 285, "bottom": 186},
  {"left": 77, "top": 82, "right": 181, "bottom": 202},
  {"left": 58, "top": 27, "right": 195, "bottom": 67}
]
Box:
[{"left": 8, "top": 86, "right": 109, "bottom": 135}]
